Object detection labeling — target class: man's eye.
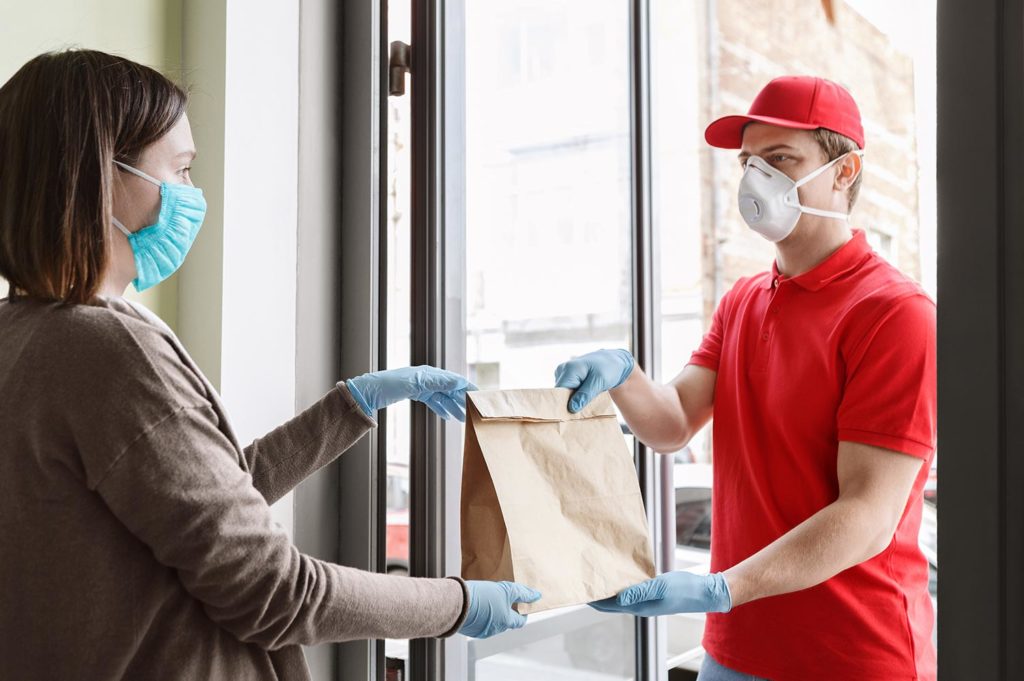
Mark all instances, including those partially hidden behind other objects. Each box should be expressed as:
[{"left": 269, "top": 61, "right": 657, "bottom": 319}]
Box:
[
  {"left": 770, "top": 154, "right": 790, "bottom": 164},
  {"left": 179, "top": 167, "right": 191, "bottom": 176}
]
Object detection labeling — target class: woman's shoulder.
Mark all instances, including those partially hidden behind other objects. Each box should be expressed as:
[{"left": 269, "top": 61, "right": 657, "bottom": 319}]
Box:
[
  {"left": 82, "top": 296, "right": 176, "bottom": 346},
  {"left": 6, "top": 296, "right": 207, "bottom": 408},
  {"left": 28, "top": 297, "right": 173, "bottom": 360}
]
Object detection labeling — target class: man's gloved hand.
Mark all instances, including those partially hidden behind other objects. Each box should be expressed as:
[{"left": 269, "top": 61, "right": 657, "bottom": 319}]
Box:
[
  {"left": 459, "top": 581, "right": 543, "bottom": 639},
  {"left": 346, "top": 366, "right": 477, "bottom": 421},
  {"left": 589, "top": 571, "right": 732, "bottom": 617},
  {"left": 553, "top": 348, "right": 635, "bottom": 413}
]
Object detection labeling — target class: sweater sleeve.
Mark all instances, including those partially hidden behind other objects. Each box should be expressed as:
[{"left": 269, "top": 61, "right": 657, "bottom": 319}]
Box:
[
  {"left": 244, "top": 383, "right": 376, "bottom": 504},
  {"left": 94, "top": 404, "right": 468, "bottom": 649}
]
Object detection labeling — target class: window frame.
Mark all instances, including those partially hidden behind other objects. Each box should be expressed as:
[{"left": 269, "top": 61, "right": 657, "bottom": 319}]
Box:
[
  {"left": 935, "top": 0, "right": 1024, "bottom": 678},
  {"left": 337, "top": 0, "right": 390, "bottom": 678}
]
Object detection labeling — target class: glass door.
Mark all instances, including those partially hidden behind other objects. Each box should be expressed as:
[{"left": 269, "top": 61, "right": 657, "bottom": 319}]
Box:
[{"left": 389, "top": 0, "right": 677, "bottom": 678}]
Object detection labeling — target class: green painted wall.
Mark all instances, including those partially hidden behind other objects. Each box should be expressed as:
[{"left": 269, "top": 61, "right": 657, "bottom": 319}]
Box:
[{"left": 0, "top": 0, "right": 185, "bottom": 330}]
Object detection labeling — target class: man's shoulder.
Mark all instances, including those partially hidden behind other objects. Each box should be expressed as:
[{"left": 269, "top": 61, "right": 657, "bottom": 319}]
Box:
[
  {"left": 848, "top": 253, "right": 934, "bottom": 317},
  {"left": 839, "top": 255, "right": 935, "bottom": 348}
]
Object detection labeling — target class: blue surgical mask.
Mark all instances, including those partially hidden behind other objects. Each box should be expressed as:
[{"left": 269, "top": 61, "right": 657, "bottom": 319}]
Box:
[{"left": 112, "top": 160, "right": 206, "bottom": 292}]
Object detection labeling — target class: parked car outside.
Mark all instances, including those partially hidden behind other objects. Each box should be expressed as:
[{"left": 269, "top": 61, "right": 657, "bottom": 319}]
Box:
[{"left": 386, "top": 463, "right": 411, "bottom": 576}]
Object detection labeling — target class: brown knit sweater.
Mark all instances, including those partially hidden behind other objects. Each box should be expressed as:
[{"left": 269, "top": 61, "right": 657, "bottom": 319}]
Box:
[{"left": 0, "top": 295, "right": 467, "bottom": 681}]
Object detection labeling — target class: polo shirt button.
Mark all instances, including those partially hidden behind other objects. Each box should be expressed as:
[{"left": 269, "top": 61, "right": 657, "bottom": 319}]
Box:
[{"left": 761, "top": 332, "right": 769, "bottom": 341}]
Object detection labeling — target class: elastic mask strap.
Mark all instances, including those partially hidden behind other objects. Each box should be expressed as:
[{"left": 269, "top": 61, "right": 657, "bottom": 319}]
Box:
[
  {"left": 111, "top": 216, "right": 132, "bottom": 237},
  {"left": 799, "top": 205, "right": 853, "bottom": 220},
  {"left": 793, "top": 149, "right": 865, "bottom": 188},
  {"left": 794, "top": 152, "right": 843, "bottom": 189},
  {"left": 790, "top": 149, "right": 864, "bottom": 220},
  {"left": 114, "top": 160, "right": 162, "bottom": 187}
]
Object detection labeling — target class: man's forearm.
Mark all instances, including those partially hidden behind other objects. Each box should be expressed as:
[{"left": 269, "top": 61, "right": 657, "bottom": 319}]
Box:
[
  {"left": 723, "top": 496, "right": 894, "bottom": 608},
  {"left": 609, "top": 368, "right": 692, "bottom": 452}
]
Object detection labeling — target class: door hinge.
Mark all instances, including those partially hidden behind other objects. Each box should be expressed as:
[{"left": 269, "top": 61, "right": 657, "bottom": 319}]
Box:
[{"left": 389, "top": 41, "right": 411, "bottom": 96}]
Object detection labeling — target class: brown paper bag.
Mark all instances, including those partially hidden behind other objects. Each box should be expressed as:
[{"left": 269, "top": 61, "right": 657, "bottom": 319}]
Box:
[{"left": 461, "top": 387, "right": 656, "bottom": 613}]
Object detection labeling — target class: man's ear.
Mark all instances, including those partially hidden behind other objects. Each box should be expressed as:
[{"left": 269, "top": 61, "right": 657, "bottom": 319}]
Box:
[{"left": 835, "top": 152, "right": 862, "bottom": 190}]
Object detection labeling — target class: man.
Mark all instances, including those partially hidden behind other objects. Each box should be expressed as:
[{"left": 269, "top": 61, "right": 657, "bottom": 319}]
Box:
[{"left": 555, "top": 76, "right": 936, "bottom": 681}]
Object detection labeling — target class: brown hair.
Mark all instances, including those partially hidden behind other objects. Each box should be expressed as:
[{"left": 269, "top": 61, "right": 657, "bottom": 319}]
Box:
[
  {"left": 813, "top": 127, "right": 863, "bottom": 211},
  {"left": 0, "top": 49, "right": 187, "bottom": 304}
]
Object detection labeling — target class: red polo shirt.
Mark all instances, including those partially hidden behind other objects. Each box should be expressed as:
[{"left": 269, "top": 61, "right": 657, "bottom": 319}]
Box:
[{"left": 689, "top": 230, "right": 936, "bottom": 681}]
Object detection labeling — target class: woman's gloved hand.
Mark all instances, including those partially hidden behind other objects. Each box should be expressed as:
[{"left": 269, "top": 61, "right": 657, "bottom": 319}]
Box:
[
  {"left": 589, "top": 571, "right": 732, "bottom": 617},
  {"left": 553, "top": 348, "right": 635, "bottom": 413},
  {"left": 345, "top": 366, "right": 477, "bottom": 421},
  {"left": 459, "top": 581, "right": 543, "bottom": 639}
]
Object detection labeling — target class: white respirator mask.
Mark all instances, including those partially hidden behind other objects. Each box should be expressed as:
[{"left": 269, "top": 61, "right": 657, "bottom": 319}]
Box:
[{"left": 737, "top": 150, "right": 863, "bottom": 242}]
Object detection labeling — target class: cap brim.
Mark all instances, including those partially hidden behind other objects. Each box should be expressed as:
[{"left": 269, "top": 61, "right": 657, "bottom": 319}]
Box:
[{"left": 704, "top": 114, "right": 820, "bottom": 149}]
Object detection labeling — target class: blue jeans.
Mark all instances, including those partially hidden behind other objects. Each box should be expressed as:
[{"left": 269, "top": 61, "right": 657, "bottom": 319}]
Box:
[{"left": 696, "top": 653, "right": 770, "bottom": 681}]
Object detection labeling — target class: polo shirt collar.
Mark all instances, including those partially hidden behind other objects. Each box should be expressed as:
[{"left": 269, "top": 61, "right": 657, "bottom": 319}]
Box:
[{"left": 768, "top": 229, "right": 872, "bottom": 292}]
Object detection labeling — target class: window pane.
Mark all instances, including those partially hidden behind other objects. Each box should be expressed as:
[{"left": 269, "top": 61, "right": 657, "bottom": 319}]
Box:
[
  {"left": 459, "top": 0, "right": 636, "bottom": 676},
  {"left": 651, "top": 0, "right": 709, "bottom": 465}
]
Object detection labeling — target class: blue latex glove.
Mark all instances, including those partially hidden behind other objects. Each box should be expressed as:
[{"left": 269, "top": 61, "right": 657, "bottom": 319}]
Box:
[
  {"left": 459, "top": 581, "right": 543, "bottom": 639},
  {"left": 553, "top": 348, "right": 635, "bottom": 413},
  {"left": 346, "top": 366, "right": 477, "bottom": 422},
  {"left": 589, "top": 571, "right": 732, "bottom": 617}
]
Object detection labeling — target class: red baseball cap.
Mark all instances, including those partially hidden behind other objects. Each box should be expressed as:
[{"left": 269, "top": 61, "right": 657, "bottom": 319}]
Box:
[{"left": 704, "top": 76, "right": 865, "bottom": 149}]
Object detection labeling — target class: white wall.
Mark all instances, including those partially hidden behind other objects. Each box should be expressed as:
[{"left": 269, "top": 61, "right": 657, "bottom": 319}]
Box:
[{"left": 179, "top": 0, "right": 300, "bottom": 534}]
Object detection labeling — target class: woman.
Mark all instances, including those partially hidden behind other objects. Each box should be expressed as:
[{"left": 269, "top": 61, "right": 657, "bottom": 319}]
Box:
[{"left": 0, "top": 50, "right": 538, "bottom": 680}]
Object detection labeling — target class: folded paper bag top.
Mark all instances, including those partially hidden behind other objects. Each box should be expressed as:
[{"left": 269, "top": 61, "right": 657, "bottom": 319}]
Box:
[
  {"left": 469, "top": 386, "right": 614, "bottom": 422},
  {"left": 461, "top": 387, "right": 656, "bottom": 614}
]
